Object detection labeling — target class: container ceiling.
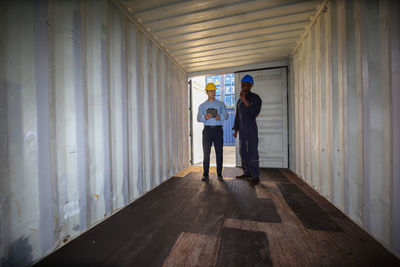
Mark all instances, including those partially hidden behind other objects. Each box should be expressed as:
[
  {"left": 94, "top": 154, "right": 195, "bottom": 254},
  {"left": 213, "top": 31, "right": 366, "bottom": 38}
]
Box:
[{"left": 121, "top": 0, "right": 323, "bottom": 73}]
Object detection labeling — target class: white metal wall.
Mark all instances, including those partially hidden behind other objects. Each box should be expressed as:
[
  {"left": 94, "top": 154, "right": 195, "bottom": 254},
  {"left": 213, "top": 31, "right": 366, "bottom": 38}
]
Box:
[
  {"left": 0, "top": 0, "right": 189, "bottom": 265},
  {"left": 290, "top": 0, "right": 400, "bottom": 257},
  {"left": 190, "top": 76, "right": 207, "bottom": 164}
]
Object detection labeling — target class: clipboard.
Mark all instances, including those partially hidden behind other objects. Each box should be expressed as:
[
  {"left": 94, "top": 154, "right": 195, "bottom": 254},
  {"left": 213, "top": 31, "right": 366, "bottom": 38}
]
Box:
[{"left": 206, "top": 108, "right": 218, "bottom": 118}]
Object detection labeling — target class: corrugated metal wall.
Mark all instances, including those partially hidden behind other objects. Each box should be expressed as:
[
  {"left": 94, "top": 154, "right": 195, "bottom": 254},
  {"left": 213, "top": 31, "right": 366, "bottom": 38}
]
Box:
[
  {"left": 0, "top": 0, "right": 189, "bottom": 265},
  {"left": 289, "top": 0, "right": 400, "bottom": 257}
]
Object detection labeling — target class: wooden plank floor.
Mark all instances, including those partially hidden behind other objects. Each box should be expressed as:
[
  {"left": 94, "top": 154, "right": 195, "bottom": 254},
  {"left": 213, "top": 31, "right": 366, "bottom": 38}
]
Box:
[{"left": 35, "top": 167, "right": 400, "bottom": 267}]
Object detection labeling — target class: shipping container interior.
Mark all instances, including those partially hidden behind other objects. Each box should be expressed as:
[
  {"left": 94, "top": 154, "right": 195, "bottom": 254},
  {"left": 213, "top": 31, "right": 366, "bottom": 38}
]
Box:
[{"left": 0, "top": 0, "right": 399, "bottom": 265}]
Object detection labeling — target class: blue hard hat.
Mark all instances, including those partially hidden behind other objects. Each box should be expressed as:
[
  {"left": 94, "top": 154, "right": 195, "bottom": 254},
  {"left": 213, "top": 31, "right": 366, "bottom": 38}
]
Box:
[{"left": 241, "top": 74, "right": 254, "bottom": 84}]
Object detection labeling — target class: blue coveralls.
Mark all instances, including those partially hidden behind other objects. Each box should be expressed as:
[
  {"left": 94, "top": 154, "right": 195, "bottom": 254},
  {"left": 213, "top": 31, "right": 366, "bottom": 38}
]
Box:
[{"left": 233, "top": 92, "right": 262, "bottom": 179}]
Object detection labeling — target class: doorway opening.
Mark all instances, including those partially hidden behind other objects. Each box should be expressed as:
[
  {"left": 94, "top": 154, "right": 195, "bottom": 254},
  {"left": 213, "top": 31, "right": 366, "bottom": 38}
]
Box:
[{"left": 189, "top": 74, "right": 236, "bottom": 168}]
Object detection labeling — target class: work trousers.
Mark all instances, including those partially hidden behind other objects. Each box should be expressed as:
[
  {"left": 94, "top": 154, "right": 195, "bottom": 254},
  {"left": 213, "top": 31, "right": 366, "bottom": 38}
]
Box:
[
  {"left": 202, "top": 126, "right": 223, "bottom": 176},
  {"left": 239, "top": 137, "right": 260, "bottom": 179}
]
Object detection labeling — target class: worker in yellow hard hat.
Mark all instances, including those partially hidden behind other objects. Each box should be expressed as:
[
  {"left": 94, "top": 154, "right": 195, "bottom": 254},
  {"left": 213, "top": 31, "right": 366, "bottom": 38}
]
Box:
[{"left": 197, "top": 82, "right": 228, "bottom": 182}]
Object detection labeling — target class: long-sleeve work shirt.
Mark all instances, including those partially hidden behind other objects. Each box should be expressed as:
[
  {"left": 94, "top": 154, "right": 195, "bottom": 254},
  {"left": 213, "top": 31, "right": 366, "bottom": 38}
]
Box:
[{"left": 197, "top": 99, "right": 228, "bottom": 126}]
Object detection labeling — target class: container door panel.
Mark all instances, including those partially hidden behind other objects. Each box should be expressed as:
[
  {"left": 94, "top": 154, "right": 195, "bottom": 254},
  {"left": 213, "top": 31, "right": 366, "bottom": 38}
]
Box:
[{"left": 235, "top": 68, "right": 288, "bottom": 168}]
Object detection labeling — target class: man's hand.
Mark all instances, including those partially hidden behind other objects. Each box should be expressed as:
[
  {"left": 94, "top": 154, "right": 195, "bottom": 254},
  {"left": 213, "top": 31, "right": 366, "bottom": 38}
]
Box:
[
  {"left": 215, "top": 115, "right": 220, "bottom": 121},
  {"left": 205, "top": 113, "right": 212, "bottom": 120},
  {"left": 233, "top": 130, "right": 238, "bottom": 138},
  {"left": 240, "top": 91, "right": 250, "bottom": 107}
]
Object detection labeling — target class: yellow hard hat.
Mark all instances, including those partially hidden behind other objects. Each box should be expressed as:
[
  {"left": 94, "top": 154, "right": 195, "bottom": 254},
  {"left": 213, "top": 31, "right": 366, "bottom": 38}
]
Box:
[{"left": 205, "top": 82, "right": 217, "bottom": 91}]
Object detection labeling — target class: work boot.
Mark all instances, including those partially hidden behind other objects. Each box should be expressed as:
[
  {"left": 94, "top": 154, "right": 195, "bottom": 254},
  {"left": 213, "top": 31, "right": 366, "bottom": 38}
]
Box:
[
  {"left": 217, "top": 174, "right": 223, "bottom": 181},
  {"left": 235, "top": 174, "right": 251, "bottom": 179},
  {"left": 201, "top": 175, "right": 209, "bottom": 182},
  {"left": 249, "top": 178, "right": 260, "bottom": 185}
]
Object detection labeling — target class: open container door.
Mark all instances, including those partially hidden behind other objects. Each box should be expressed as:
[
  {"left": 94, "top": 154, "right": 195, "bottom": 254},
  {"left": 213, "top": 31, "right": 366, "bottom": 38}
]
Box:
[{"left": 235, "top": 68, "right": 288, "bottom": 168}]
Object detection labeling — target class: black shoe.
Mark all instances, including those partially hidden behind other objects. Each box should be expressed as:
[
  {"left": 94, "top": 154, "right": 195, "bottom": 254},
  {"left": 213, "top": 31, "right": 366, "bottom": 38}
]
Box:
[
  {"left": 249, "top": 178, "right": 260, "bottom": 185},
  {"left": 217, "top": 174, "right": 223, "bottom": 181},
  {"left": 201, "top": 175, "right": 209, "bottom": 182},
  {"left": 235, "top": 174, "right": 251, "bottom": 179}
]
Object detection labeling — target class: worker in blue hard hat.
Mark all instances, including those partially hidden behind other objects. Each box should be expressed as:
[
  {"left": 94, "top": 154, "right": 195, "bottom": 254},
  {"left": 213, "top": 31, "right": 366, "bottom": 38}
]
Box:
[
  {"left": 232, "top": 74, "right": 262, "bottom": 185},
  {"left": 197, "top": 82, "right": 229, "bottom": 182}
]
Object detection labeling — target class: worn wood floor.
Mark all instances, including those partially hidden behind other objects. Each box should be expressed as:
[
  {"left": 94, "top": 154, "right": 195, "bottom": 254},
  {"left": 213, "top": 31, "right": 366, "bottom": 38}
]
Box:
[{"left": 36, "top": 167, "right": 400, "bottom": 267}]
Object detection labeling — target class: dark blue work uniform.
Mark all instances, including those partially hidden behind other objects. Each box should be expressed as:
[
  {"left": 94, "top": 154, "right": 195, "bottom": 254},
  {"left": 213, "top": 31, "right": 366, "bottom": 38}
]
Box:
[{"left": 233, "top": 92, "right": 262, "bottom": 179}]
